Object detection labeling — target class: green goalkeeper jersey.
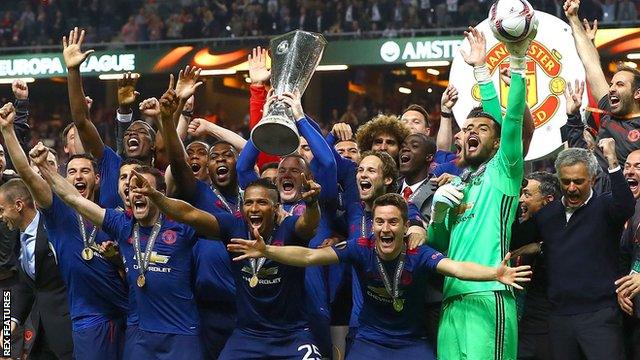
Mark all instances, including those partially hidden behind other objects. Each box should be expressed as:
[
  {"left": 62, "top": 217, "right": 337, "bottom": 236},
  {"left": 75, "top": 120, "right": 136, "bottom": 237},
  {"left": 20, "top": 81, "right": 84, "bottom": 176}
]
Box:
[{"left": 428, "top": 72, "right": 526, "bottom": 300}]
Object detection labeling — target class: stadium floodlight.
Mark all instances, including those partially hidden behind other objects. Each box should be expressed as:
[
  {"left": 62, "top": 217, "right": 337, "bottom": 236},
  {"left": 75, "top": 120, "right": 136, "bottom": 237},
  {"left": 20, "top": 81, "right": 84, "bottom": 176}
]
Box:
[
  {"left": 627, "top": 53, "right": 640, "bottom": 60},
  {"left": 426, "top": 68, "right": 440, "bottom": 76},
  {"left": 98, "top": 73, "right": 140, "bottom": 80},
  {"left": 200, "top": 69, "right": 237, "bottom": 76},
  {"left": 0, "top": 77, "right": 35, "bottom": 84},
  {"left": 398, "top": 86, "right": 412, "bottom": 94},
  {"left": 316, "top": 65, "right": 348, "bottom": 71},
  {"left": 406, "top": 61, "right": 450, "bottom": 67}
]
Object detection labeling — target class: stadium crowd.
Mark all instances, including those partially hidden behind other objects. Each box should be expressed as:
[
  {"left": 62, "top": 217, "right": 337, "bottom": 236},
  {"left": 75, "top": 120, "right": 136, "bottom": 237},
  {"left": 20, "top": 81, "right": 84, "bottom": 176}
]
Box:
[
  {"left": 0, "top": 0, "right": 636, "bottom": 48},
  {"left": 2, "top": 0, "right": 640, "bottom": 359}
]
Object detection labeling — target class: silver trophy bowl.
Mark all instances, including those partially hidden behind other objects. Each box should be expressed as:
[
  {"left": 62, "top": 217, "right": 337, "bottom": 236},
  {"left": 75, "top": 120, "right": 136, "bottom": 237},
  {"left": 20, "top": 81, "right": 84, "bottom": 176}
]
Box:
[{"left": 251, "top": 30, "right": 327, "bottom": 156}]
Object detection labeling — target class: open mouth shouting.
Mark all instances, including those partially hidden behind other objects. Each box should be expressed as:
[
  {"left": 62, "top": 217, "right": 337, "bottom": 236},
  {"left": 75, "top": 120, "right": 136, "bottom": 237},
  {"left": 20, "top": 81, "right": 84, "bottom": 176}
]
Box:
[
  {"left": 627, "top": 177, "right": 639, "bottom": 195},
  {"left": 248, "top": 214, "right": 263, "bottom": 228},
  {"left": 214, "top": 165, "right": 230, "bottom": 183},
  {"left": 74, "top": 181, "right": 88, "bottom": 197},
  {"left": 127, "top": 138, "right": 140, "bottom": 153},
  {"left": 132, "top": 197, "right": 149, "bottom": 217},
  {"left": 610, "top": 95, "right": 620, "bottom": 110},
  {"left": 359, "top": 179, "right": 372, "bottom": 193},
  {"left": 380, "top": 234, "right": 394, "bottom": 244},
  {"left": 399, "top": 152, "right": 411, "bottom": 165},
  {"left": 190, "top": 162, "right": 202, "bottom": 174},
  {"left": 466, "top": 135, "right": 480, "bottom": 154}
]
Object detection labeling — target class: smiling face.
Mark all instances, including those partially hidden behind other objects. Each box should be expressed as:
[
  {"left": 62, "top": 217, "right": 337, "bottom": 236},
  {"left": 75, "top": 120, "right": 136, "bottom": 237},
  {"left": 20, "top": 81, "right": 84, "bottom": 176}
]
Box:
[
  {"left": 277, "top": 156, "right": 308, "bottom": 203},
  {"left": 558, "top": 163, "right": 594, "bottom": 208},
  {"left": 373, "top": 204, "right": 407, "bottom": 258},
  {"left": 609, "top": 70, "right": 640, "bottom": 116},
  {"left": 401, "top": 110, "right": 429, "bottom": 135},
  {"left": 335, "top": 140, "right": 360, "bottom": 163},
  {"left": 398, "top": 134, "right": 433, "bottom": 176},
  {"left": 624, "top": 150, "right": 640, "bottom": 199},
  {"left": 186, "top": 142, "right": 210, "bottom": 181},
  {"left": 357, "top": 155, "right": 392, "bottom": 204},
  {"left": 123, "top": 122, "right": 154, "bottom": 161},
  {"left": 208, "top": 143, "right": 237, "bottom": 189},
  {"left": 461, "top": 116, "right": 499, "bottom": 168},
  {"left": 128, "top": 172, "right": 160, "bottom": 222},
  {"left": 372, "top": 132, "right": 400, "bottom": 159},
  {"left": 66, "top": 157, "right": 99, "bottom": 201},
  {"left": 0, "top": 192, "right": 20, "bottom": 231},
  {"left": 241, "top": 185, "right": 279, "bottom": 236}
]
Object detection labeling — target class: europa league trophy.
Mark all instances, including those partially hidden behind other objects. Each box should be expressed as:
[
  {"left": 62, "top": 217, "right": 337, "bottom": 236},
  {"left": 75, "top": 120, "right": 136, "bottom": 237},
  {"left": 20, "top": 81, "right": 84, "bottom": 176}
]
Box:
[{"left": 251, "top": 30, "right": 327, "bottom": 156}]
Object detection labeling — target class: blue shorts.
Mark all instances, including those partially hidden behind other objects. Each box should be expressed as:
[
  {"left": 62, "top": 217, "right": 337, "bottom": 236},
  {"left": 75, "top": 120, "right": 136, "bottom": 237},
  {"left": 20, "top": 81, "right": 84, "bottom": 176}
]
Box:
[
  {"left": 347, "top": 338, "right": 435, "bottom": 360},
  {"left": 307, "top": 310, "right": 331, "bottom": 357},
  {"left": 72, "top": 318, "right": 125, "bottom": 360},
  {"left": 128, "top": 329, "right": 202, "bottom": 360},
  {"left": 198, "top": 303, "right": 236, "bottom": 359},
  {"left": 123, "top": 325, "right": 139, "bottom": 360},
  {"left": 219, "top": 328, "right": 321, "bottom": 360}
]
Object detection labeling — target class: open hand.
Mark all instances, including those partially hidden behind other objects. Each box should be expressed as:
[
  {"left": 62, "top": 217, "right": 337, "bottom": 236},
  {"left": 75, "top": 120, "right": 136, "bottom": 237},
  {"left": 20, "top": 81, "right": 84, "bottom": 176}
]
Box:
[
  {"left": 279, "top": 91, "right": 304, "bottom": 120},
  {"left": 460, "top": 26, "right": 486, "bottom": 67},
  {"left": 441, "top": 84, "right": 458, "bottom": 111},
  {"left": 62, "top": 27, "right": 94, "bottom": 69},
  {"left": 227, "top": 227, "right": 267, "bottom": 261},
  {"left": 248, "top": 46, "right": 271, "bottom": 85},
  {"left": 496, "top": 252, "right": 532, "bottom": 290},
  {"left": 175, "top": 66, "right": 203, "bottom": 100},
  {"left": 117, "top": 72, "right": 140, "bottom": 107},
  {"left": 331, "top": 123, "right": 353, "bottom": 141},
  {"left": 615, "top": 273, "right": 640, "bottom": 299},
  {"left": 564, "top": 79, "right": 584, "bottom": 115}
]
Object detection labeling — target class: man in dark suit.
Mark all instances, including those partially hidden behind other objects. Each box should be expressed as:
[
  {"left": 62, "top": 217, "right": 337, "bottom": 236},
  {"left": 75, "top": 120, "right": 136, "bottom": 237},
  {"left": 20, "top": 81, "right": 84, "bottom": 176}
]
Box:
[
  {"left": 0, "top": 179, "right": 73, "bottom": 360},
  {"left": 397, "top": 133, "right": 442, "bottom": 350}
]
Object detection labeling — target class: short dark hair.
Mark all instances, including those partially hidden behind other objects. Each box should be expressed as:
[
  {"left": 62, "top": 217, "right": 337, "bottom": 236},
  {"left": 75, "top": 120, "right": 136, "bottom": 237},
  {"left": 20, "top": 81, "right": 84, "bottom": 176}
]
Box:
[
  {"left": 402, "top": 104, "right": 430, "bottom": 126},
  {"left": 120, "top": 158, "right": 145, "bottom": 168},
  {"left": 67, "top": 154, "right": 98, "bottom": 174},
  {"left": 372, "top": 193, "right": 408, "bottom": 221},
  {"left": 279, "top": 154, "right": 310, "bottom": 173},
  {"left": 137, "top": 165, "right": 166, "bottom": 192},
  {"left": 526, "top": 171, "right": 560, "bottom": 200},
  {"left": 245, "top": 177, "right": 280, "bottom": 203},
  {"left": 466, "top": 106, "right": 501, "bottom": 137},
  {"left": 359, "top": 150, "right": 399, "bottom": 193},
  {"left": 0, "top": 178, "right": 34, "bottom": 208},
  {"left": 617, "top": 64, "right": 640, "bottom": 91},
  {"left": 210, "top": 140, "right": 237, "bottom": 156},
  {"left": 61, "top": 123, "right": 76, "bottom": 147},
  {"left": 126, "top": 120, "right": 156, "bottom": 144},
  {"left": 405, "top": 133, "right": 436, "bottom": 157},
  {"left": 186, "top": 141, "right": 211, "bottom": 153}
]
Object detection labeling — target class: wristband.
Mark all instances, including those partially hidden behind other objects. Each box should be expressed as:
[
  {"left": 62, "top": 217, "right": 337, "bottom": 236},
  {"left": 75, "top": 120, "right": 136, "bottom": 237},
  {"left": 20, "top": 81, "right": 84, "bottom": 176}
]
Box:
[
  {"left": 182, "top": 110, "right": 193, "bottom": 118},
  {"left": 408, "top": 219, "right": 424, "bottom": 228},
  {"left": 473, "top": 64, "right": 491, "bottom": 84},
  {"left": 509, "top": 56, "right": 526, "bottom": 74},
  {"left": 441, "top": 111, "right": 454, "bottom": 118},
  {"left": 116, "top": 111, "right": 133, "bottom": 123}
]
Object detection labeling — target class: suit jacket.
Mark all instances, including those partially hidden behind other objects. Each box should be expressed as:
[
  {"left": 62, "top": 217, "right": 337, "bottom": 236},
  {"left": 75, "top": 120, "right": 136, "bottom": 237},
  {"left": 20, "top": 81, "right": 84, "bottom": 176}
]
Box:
[
  {"left": 398, "top": 176, "right": 443, "bottom": 304},
  {"left": 12, "top": 215, "right": 73, "bottom": 359}
]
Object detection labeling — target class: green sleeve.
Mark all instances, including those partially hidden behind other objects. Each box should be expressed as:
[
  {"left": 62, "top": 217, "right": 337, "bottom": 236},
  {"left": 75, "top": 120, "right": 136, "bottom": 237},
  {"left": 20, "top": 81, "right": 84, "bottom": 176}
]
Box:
[
  {"left": 427, "top": 221, "right": 451, "bottom": 253},
  {"left": 479, "top": 81, "right": 504, "bottom": 125},
  {"left": 497, "top": 72, "right": 525, "bottom": 168}
]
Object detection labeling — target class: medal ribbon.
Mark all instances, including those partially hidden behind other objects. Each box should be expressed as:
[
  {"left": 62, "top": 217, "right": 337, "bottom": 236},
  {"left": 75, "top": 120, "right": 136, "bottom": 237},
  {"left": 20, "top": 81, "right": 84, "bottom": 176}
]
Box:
[
  {"left": 374, "top": 245, "right": 406, "bottom": 304},
  {"left": 77, "top": 213, "right": 98, "bottom": 250},
  {"left": 249, "top": 227, "right": 275, "bottom": 278},
  {"left": 133, "top": 219, "right": 162, "bottom": 278},
  {"left": 211, "top": 185, "right": 242, "bottom": 213}
]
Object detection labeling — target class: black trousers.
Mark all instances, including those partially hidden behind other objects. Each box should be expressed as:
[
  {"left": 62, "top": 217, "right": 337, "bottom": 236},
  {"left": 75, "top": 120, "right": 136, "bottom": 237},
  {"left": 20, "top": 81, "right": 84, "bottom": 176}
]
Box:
[
  {"left": 548, "top": 306, "right": 624, "bottom": 360},
  {"left": 518, "top": 332, "right": 551, "bottom": 360}
]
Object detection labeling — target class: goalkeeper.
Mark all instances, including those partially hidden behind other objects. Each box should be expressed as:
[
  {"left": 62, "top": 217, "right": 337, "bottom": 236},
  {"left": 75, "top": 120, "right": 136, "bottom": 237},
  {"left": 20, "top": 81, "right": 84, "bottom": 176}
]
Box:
[{"left": 428, "top": 26, "right": 533, "bottom": 360}]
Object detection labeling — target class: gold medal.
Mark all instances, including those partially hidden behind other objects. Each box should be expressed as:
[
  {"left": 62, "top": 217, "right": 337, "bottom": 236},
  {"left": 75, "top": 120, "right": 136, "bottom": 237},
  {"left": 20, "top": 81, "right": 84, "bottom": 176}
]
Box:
[
  {"left": 249, "top": 275, "right": 259, "bottom": 288},
  {"left": 81, "top": 247, "right": 93, "bottom": 261},
  {"left": 136, "top": 274, "right": 146, "bottom": 288},
  {"left": 393, "top": 298, "right": 404, "bottom": 312}
]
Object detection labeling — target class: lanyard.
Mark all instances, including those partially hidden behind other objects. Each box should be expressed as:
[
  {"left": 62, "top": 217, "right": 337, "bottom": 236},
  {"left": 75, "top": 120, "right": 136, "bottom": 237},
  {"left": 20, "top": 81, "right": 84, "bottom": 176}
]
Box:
[
  {"left": 132, "top": 219, "right": 162, "bottom": 277},
  {"left": 211, "top": 186, "right": 242, "bottom": 214},
  {"left": 374, "top": 245, "right": 406, "bottom": 312}
]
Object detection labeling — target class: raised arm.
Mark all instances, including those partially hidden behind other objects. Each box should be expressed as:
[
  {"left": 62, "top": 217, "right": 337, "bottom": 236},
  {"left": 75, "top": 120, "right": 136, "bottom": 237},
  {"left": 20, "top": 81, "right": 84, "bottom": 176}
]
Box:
[
  {"left": 187, "top": 118, "right": 247, "bottom": 151},
  {"left": 227, "top": 226, "right": 339, "bottom": 266},
  {"left": 564, "top": 0, "right": 609, "bottom": 101},
  {"left": 62, "top": 27, "right": 104, "bottom": 159},
  {"left": 11, "top": 80, "right": 32, "bottom": 156},
  {"left": 599, "top": 138, "right": 635, "bottom": 222},
  {"left": 115, "top": 72, "right": 140, "bottom": 156},
  {"left": 295, "top": 174, "right": 321, "bottom": 241},
  {"left": 437, "top": 85, "right": 458, "bottom": 151},
  {"left": 436, "top": 252, "right": 531, "bottom": 290},
  {"left": 30, "top": 144, "right": 106, "bottom": 226},
  {"left": 131, "top": 170, "right": 222, "bottom": 239},
  {"left": 0, "top": 104, "right": 52, "bottom": 208},
  {"left": 564, "top": 80, "right": 589, "bottom": 149}
]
